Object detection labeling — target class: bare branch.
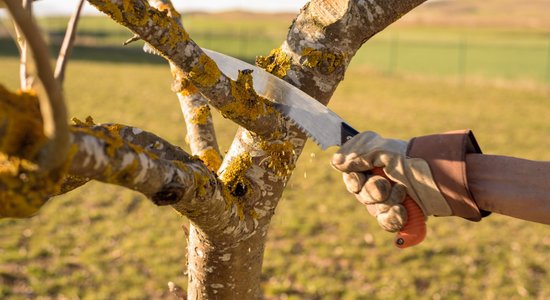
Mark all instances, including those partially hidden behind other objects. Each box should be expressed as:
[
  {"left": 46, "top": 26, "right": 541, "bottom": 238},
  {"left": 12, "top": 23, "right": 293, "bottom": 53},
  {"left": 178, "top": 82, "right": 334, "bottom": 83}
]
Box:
[
  {"left": 147, "top": 0, "right": 222, "bottom": 171},
  {"left": 5, "top": 0, "right": 70, "bottom": 171},
  {"left": 87, "top": 0, "right": 284, "bottom": 138},
  {"left": 54, "top": 0, "right": 85, "bottom": 84},
  {"left": 11, "top": 0, "right": 32, "bottom": 89},
  {"left": 177, "top": 86, "right": 223, "bottom": 171}
]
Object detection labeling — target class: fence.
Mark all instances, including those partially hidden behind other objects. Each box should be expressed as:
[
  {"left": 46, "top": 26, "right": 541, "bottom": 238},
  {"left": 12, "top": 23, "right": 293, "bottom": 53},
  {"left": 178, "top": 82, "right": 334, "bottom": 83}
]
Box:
[{"left": 189, "top": 29, "right": 550, "bottom": 86}]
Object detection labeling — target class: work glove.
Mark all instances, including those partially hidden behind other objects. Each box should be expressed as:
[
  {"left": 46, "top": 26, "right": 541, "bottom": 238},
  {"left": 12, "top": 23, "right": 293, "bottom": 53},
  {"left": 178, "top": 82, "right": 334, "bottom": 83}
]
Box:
[{"left": 331, "top": 131, "right": 453, "bottom": 232}]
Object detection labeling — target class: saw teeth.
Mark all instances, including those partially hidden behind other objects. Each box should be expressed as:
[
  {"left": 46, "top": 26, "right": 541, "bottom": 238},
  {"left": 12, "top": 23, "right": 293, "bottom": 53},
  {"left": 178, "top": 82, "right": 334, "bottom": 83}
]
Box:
[
  {"left": 282, "top": 114, "right": 326, "bottom": 149},
  {"left": 143, "top": 44, "right": 162, "bottom": 56}
]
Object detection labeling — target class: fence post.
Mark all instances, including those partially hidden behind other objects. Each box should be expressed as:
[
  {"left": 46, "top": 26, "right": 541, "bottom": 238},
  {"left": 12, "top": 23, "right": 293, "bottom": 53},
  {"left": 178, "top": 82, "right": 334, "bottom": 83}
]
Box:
[
  {"left": 545, "top": 35, "right": 550, "bottom": 84},
  {"left": 240, "top": 28, "right": 248, "bottom": 59},
  {"left": 458, "top": 36, "right": 468, "bottom": 85},
  {"left": 204, "top": 30, "right": 212, "bottom": 49},
  {"left": 388, "top": 33, "right": 399, "bottom": 75}
]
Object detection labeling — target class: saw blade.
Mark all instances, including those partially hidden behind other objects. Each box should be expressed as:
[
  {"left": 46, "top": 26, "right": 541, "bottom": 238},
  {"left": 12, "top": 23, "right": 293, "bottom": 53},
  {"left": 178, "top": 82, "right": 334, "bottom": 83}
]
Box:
[{"left": 204, "top": 48, "right": 356, "bottom": 149}]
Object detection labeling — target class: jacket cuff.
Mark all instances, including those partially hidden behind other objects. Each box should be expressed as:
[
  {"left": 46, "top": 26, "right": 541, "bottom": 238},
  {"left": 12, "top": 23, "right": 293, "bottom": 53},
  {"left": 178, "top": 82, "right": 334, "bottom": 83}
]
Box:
[{"left": 407, "top": 130, "right": 490, "bottom": 221}]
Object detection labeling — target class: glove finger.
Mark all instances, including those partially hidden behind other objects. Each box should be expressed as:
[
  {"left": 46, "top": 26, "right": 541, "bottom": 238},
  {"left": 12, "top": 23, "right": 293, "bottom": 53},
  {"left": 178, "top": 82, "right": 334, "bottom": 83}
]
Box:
[
  {"left": 365, "top": 203, "right": 378, "bottom": 217},
  {"left": 386, "top": 183, "right": 407, "bottom": 205},
  {"left": 331, "top": 152, "right": 373, "bottom": 173},
  {"left": 376, "top": 204, "right": 407, "bottom": 232},
  {"left": 356, "top": 175, "right": 391, "bottom": 204},
  {"left": 342, "top": 172, "right": 367, "bottom": 194},
  {"left": 374, "top": 184, "right": 406, "bottom": 213}
]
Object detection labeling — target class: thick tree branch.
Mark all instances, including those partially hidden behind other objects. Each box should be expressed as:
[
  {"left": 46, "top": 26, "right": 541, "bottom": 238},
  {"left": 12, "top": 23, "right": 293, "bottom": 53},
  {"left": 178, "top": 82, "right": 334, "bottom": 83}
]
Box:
[
  {"left": 68, "top": 122, "right": 206, "bottom": 205},
  {"left": 69, "top": 123, "right": 261, "bottom": 240},
  {"left": 54, "top": 0, "right": 85, "bottom": 84},
  {"left": 88, "top": 0, "right": 283, "bottom": 137},
  {"left": 258, "top": 0, "right": 428, "bottom": 103},
  {"left": 0, "top": 85, "right": 261, "bottom": 246},
  {"left": 5, "top": 0, "right": 70, "bottom": 171}
]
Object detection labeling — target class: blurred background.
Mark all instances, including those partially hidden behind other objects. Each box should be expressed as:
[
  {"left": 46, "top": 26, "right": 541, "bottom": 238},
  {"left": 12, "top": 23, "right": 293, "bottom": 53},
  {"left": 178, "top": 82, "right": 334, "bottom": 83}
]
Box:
[{"left": 1, "top": 0, "right": 550, "bottom": 299}]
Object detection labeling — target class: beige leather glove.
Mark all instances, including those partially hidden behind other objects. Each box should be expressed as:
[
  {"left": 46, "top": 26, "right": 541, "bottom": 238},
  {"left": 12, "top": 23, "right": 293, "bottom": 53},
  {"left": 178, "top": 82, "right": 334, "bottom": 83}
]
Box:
[{"left": 331, "top": 131, "right": 453, "bottom": 232}]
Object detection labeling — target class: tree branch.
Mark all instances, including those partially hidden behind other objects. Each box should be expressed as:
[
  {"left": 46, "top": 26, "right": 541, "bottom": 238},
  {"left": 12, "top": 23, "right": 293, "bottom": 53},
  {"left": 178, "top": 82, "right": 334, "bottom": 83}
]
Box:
[
  {"left": 146, "top": 0, "right": 222, "bottom": 171},
  {"left": 259, "top": 0, "right": 428, "bottom": 103},
  {"left": 87, "top": 0, "right": 283, "bottom": 138},
  {"left": 5, "top": 0, "right": 70, "bottom": 171},
  {"left": 11, "top": 0, "right": 32, "bottom": 90},
  {"left": 54, "top": 0, "right": 85, "bottom": 84},
  {"left": 177, "top": 87, "right": 223, "bottom": 172}
]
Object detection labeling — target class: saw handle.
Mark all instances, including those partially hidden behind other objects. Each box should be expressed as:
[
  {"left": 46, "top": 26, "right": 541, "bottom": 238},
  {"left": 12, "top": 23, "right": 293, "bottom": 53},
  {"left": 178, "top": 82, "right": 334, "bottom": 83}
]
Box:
[{"left": 371, "top": 168, "right": 427, "bottom": 248}]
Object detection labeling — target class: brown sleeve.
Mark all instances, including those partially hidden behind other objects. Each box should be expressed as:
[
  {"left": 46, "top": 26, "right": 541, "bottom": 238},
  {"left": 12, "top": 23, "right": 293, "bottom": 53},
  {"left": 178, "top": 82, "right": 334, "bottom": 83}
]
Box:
[
  {"left": 406, "top": 130, "right": 490, "bottom": 221},
  {"left": 466, "top": 154, "right": 550, "bottom": 225}
]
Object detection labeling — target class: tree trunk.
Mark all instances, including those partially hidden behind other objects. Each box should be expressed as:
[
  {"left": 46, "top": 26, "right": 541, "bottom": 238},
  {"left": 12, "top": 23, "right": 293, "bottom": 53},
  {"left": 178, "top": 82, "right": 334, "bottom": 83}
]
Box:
[{"left": 187, "top": 224, "right": 266, "bottom": 298}]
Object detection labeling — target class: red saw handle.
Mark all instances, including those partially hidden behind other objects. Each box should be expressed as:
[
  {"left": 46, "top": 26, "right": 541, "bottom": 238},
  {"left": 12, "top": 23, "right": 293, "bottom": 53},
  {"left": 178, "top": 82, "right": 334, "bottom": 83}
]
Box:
[{"left": 371, "top": 168, "right": 426, "bottom": 248}]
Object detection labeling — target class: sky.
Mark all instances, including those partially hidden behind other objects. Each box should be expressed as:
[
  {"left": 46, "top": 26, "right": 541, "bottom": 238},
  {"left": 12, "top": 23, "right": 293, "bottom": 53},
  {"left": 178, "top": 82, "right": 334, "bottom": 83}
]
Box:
[{"left": 31, "top": 0, "right": 310, "bottom": 16}]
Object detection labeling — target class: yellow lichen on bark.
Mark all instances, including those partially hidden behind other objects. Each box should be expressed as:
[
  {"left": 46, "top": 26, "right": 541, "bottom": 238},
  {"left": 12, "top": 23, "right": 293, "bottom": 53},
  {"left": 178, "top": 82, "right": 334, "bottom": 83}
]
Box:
[
  {"left": 301, "top": 47, "right": 346, "bottom": 74},
  {"left": 150, "top": 9, "right": 189, "bottom": 48},
  {"left": 177, "top": 83, "right": 199, "bottom": 97},
  {"left": 91, "top": 0, "right": 189, "bottom": 48},
  {"left": 0, "top": 85, "right": 46, "bottom": 158},
  {"left": 256, "top": 47, "right": 292, "bottom": 78},
  {"left": 1, "top": 154, "right": 63, "bottom": 218},
  {"left": 198, "top": 147, "right": 222, "bottom": 172},
  {"left": 0, "top": 85, "right": 76, "bottom": 218},
  {"left": 122, "top": 0, "right": 149, "bottom": 26},
  {"left": 92, "top": 0, "right": 124, "bottom": 24},
  {"left": 189, "top": 105, "right": 211, "bottom": 125},
  {"left": 150, "top": 0, "right": 181, "bottom": 19},
  {"left": 71, "top": 116, "right": 96, "bottom": 127},
  {"left": 192, "top": 169, "right": 210, "bottom": 198},
  {"left": 188, "top": 53, "right": 221, "bottom": 88},
  {"left": 220, "top": 70, "right": 277, "bottom": 123},
  {"left": 73, "top": 119, "right": 160, "bottom": 161},
  {"left": 259, "top": 140, "right": 296, "bottom": 177}
]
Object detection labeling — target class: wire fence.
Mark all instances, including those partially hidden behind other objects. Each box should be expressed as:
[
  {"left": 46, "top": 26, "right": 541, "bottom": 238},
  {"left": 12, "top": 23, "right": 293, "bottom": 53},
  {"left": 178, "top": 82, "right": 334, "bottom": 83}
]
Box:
[
  {"left": 189, "top": 29, "right": 550, "bottom": 87},
  {"left": 2, "top": 20, "right": 549, "bottom": 87}
]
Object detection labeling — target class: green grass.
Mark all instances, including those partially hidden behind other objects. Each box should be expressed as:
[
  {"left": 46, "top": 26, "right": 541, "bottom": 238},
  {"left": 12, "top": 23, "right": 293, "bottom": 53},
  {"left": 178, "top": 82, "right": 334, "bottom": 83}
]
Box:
[{"left": 1, "top": 13, "right": 550, "bottom": 299}]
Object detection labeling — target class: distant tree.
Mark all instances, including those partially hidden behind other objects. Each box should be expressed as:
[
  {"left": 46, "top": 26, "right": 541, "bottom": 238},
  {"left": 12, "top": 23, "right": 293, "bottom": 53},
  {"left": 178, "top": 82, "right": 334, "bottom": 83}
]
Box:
[{"left": 0, "top": 0, "right": 426, "bottom": 298}]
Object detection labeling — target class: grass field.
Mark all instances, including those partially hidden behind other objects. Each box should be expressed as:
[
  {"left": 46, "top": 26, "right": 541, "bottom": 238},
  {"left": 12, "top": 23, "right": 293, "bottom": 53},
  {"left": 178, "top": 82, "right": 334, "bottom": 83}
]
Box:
[{"left": 1, "top": 8, "right": 550, "bottom": 299}]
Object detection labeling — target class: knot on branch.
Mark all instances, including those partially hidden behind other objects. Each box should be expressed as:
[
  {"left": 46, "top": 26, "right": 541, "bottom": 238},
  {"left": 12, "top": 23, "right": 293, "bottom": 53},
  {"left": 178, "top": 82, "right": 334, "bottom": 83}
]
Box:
[
  {"left": 220, "top": 153, "right": 254, "bottom": 220},
  {"left": 152, "top": 182, "right": 185, "bottom": 205},
  {"left": 0, "top": 85, "right": 71, "bottom": 218}
]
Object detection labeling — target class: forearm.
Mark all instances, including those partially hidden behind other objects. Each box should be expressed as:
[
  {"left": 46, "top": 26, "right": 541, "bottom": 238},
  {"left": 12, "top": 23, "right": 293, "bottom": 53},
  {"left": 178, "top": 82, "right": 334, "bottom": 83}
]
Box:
[{"left": 466, "top": 154, "right": 550, "bottom": 225}]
